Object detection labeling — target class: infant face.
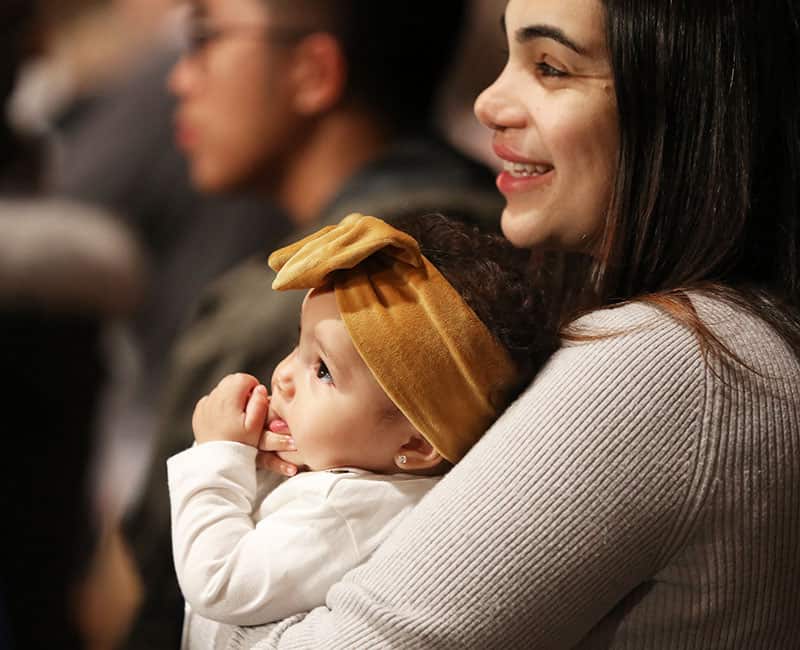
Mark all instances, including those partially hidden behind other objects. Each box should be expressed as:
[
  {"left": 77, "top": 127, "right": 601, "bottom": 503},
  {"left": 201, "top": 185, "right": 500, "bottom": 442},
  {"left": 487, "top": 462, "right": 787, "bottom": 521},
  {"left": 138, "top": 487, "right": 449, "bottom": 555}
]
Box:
[{"left": 267, "top": 288, "right": 416, "bottom": 473}]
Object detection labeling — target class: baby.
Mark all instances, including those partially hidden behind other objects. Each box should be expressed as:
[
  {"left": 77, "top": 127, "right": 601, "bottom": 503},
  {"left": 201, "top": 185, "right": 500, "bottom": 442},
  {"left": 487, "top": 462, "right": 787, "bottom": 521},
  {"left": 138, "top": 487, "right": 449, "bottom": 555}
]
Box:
[{"left": 168, "top": 213, "right": 556, "bottom": 644}]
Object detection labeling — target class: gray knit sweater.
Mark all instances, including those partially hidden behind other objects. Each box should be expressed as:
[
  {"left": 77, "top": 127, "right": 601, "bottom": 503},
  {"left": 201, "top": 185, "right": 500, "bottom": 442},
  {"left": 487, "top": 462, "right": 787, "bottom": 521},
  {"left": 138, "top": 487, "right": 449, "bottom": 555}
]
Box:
[{"left": 215, "top": 296, "right": 800, "bottom": 648}]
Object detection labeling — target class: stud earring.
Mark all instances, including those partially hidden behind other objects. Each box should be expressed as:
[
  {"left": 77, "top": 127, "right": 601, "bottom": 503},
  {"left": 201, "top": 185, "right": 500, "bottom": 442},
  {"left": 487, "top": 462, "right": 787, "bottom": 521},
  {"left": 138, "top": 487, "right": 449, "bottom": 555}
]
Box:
[{"left": 397, "top": 455, "right": 407, "bottom": 465}]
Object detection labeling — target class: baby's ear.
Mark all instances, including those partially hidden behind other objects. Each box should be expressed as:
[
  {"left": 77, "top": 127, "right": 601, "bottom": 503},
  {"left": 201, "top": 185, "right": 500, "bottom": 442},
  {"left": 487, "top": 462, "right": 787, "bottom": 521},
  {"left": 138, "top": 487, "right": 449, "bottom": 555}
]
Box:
[{"left": 393, "top": 433, "right": 443, "bottom": 472}]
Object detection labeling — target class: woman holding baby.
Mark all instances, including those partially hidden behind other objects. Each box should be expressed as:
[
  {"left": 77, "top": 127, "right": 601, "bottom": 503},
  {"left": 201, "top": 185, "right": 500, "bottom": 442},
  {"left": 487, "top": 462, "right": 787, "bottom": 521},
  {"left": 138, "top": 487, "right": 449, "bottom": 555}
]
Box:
[{"left": 221, "top": 0, "right": 800, "bottom": 646}]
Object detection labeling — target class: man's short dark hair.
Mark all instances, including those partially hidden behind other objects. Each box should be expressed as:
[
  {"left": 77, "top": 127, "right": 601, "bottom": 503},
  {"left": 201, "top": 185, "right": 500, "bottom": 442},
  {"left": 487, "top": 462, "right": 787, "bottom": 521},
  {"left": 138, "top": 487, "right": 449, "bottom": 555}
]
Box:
[{"left": 269, "top": 0, "right": 469, "bottom": 133}]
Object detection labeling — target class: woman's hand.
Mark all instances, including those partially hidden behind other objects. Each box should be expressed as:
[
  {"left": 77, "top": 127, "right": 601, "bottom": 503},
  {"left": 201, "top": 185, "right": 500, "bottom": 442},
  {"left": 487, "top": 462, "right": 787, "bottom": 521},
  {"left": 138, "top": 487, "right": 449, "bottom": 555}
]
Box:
[
  {"left": 191, "top": 373, "right": 268, "bottom": 447},
  {"left": 256, "top": 430, "right": 299, "bottom": 477}
]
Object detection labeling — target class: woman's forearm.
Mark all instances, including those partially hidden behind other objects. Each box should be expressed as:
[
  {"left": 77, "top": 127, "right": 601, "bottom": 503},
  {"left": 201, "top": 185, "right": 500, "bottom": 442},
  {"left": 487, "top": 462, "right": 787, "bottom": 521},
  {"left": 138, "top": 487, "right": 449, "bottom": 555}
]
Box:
[{"left": 259, "top": 305, "right": 710, "bottom": 648}]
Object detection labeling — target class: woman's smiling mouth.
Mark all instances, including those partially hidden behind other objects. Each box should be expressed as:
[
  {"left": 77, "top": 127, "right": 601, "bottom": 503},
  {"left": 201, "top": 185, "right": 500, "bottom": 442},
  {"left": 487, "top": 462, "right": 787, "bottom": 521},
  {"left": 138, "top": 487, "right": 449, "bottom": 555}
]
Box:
[
  {"left": 492, "top": 143, "right": 555, "bottom": 194},
  {"left": 503, "top": 160, "right": 554, "bottom": 177}
]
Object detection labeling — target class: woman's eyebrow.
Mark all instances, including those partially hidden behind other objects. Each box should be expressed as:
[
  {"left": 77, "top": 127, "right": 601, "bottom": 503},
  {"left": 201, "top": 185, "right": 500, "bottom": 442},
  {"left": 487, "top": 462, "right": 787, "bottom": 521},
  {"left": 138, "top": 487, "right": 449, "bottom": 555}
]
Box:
[{"left": 501, "top": 15, "right": 587, "bottom": 56}]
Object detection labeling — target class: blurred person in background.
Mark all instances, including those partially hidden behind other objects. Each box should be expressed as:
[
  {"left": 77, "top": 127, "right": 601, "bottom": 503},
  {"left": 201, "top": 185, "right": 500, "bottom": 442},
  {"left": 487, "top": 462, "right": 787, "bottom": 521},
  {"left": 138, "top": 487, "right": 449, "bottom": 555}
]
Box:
[
  {"left": 0, "top": 2, "right": 144, "bottom": 647},
  {"left": 121, "top": 0, "right": 504, "bottom": 647},
  {"left": 9, "top": 0, "right": 290, "bottom": 520}
]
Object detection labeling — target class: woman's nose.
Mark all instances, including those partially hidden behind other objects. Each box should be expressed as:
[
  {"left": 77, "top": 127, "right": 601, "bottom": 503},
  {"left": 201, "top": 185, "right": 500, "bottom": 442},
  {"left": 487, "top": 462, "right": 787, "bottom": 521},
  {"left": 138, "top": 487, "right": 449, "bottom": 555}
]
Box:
[{"left": 474, "top": 69, "right": 528, "bottom": 132}]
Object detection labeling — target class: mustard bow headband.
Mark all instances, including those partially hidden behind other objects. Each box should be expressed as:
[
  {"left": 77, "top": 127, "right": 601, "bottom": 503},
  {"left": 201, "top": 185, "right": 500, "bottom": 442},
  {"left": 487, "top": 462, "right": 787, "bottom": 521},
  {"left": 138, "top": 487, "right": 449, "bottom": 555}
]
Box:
[{"left": 268, "top": 213, "right": 517, "bottom": 462}]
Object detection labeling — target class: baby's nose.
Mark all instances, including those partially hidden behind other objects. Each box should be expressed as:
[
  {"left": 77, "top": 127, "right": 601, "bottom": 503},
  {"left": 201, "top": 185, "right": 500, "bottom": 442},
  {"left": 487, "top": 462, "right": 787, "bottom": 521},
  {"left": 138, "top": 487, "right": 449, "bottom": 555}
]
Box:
[{"left": 272, "top": 361, "right": 295, "bottom": 399}]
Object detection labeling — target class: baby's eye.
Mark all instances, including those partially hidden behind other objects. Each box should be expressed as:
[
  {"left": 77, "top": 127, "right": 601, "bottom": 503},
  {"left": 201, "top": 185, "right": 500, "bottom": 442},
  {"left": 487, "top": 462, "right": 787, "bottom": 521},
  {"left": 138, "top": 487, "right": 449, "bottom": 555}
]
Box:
[
  {"left": 536, "top": 60, "right": 567, "bottom": 78},
  {"left": 316, "top": 361, "right": 334, "bottom": 384}
]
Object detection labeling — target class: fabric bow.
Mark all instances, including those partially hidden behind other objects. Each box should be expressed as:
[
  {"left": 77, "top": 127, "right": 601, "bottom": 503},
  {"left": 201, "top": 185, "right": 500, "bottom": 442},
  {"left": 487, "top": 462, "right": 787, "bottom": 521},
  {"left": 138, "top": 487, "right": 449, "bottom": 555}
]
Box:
[{"left": 268, "top": 213, "right": 517, "bottom": 462}]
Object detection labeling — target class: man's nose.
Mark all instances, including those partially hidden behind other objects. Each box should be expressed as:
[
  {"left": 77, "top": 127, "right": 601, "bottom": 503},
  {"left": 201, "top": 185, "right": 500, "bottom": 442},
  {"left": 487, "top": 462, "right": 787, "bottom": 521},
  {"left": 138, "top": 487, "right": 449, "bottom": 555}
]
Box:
[{"left": 168, "top": 53, "right": 199, "bottom": 97}]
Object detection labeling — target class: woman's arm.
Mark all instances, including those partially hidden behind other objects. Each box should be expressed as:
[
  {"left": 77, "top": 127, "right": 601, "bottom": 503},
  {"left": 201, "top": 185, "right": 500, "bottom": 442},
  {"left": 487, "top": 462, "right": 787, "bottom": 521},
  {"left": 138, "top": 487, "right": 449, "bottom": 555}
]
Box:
[{"left": 255, "top": 304, "right": 716, "bottom": 648}]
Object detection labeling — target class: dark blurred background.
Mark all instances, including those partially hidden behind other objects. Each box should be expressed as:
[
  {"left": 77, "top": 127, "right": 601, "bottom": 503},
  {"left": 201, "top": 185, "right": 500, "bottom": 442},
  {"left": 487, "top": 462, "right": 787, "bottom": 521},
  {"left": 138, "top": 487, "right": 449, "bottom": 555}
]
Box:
[{"left": 1, "top": 1, "right": 506, "bottom": 647}]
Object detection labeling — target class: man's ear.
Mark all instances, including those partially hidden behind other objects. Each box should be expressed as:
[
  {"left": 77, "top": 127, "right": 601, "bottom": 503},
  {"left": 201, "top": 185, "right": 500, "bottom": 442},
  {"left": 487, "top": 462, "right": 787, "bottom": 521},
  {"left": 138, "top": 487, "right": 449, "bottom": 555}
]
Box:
[
  {"left": 288, "top": 33, "right": 347, "bottom": 115},
  {"left": 393, "top": 433, "right": 443, "bottom": 472}
]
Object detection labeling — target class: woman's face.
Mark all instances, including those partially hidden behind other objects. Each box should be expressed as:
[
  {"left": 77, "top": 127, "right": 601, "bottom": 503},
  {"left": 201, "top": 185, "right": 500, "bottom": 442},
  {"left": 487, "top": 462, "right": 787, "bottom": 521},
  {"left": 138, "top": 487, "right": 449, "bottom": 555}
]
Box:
[{"left": 475, "top": 0, "right": 618, "bottom": 250}]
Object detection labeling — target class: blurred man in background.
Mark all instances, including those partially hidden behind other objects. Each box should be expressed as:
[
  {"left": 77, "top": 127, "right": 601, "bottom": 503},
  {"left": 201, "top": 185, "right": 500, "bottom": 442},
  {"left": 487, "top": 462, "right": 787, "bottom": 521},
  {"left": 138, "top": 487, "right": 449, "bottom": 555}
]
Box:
[{"left": 10, "top": 0, "right": 290, "bottom": 520}]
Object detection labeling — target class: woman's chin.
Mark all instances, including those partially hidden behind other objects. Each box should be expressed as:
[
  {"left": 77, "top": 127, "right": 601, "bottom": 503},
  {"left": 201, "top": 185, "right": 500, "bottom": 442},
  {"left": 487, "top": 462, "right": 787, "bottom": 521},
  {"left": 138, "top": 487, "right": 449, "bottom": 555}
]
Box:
[
  {"left": 501, "top": 206, "right": 549, "bottom": 249},
  {"left": 501, "top": 205, "right": 594, "bottom": 252}
]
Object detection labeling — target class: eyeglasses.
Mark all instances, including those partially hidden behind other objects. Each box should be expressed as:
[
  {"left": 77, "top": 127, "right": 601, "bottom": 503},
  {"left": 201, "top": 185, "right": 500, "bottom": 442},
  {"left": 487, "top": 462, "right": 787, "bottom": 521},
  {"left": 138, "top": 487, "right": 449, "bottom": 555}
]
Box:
[{"left": 184, "top": 17, "right": 315, "bottom": 55}]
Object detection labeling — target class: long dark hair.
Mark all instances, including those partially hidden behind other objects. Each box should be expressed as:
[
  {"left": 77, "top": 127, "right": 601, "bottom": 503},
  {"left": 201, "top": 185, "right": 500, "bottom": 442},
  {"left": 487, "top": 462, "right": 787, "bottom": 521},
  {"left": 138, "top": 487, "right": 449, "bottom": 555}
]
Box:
[{"left": 554, "top": 0, "right": 800, "bottom": 358}]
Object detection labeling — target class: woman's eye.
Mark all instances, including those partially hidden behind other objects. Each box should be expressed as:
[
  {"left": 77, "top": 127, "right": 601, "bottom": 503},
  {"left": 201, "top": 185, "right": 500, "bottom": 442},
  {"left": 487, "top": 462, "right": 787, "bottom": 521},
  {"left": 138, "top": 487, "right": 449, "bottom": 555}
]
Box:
[
  {"left": 316, "top": 361, "right": 333, "bottom": 384},
  {"left": 536, "top": 61, "right": 567, "bottom": 78}
]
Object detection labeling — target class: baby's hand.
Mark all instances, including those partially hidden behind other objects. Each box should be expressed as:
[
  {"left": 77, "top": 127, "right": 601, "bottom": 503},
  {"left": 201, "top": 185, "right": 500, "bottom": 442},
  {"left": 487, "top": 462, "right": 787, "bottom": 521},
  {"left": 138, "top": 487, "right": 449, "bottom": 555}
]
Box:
[
  {"left": 256, "top": 429, "right": 299, "bottom": 477},
  {"left": 192, "top": 373, "right": 268, "bottom": 447}
]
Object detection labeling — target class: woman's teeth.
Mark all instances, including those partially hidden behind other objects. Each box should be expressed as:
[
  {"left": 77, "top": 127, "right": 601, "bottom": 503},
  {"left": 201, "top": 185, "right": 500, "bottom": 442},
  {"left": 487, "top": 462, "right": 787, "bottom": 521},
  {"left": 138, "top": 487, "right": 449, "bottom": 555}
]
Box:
[{"left": 504, "top": 161, "right": 553, "bottom": 177}]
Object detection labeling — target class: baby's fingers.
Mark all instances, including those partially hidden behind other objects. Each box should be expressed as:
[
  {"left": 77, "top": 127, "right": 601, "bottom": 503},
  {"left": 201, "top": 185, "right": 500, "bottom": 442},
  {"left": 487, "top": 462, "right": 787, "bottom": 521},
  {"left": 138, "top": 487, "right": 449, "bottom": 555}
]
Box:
[
  {"left": 244, "top": 384, "right": 269, "bottom": 434},
  {"left": 256, "top": 451, "right": 298, "bottom": 477},
  {"left": 216, "top": 373, "right": 260, "bottom": 411},
  {"left": 258, "top": 431, "right": 296, "bottom": 452}
]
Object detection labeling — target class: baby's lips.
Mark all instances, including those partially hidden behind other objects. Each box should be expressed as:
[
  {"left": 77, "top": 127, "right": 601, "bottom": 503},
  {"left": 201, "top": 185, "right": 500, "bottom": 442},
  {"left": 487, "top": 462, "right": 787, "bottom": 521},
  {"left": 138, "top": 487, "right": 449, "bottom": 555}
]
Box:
[{"left": 268, "top": 418, "right": 289, "bottom": 434}]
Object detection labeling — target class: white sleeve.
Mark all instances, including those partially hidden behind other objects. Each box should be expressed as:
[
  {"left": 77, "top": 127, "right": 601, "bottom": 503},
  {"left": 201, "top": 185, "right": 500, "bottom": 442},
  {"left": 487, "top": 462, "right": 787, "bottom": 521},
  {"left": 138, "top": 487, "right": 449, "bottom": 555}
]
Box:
[{"left": 168, "top": 442, "right": 361, "bottom": 626}]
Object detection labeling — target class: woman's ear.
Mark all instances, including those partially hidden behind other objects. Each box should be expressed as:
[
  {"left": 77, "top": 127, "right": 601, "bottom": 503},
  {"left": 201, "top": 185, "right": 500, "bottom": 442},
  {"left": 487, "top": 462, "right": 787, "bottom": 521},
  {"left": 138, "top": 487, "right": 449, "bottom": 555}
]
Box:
[
  {"left": 289, "top": 32, "right": 347, "bottom": 115},
  {"left": 393, "top": 433, "right": 443, "bottom": 472}
]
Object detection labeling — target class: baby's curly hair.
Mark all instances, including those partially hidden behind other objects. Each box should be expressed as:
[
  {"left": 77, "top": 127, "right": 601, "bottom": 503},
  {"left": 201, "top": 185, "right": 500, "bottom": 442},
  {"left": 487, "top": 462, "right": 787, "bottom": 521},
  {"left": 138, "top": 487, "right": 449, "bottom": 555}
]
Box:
[{"left": 392, "top": 213, "right": 559, "bottom": 399}]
